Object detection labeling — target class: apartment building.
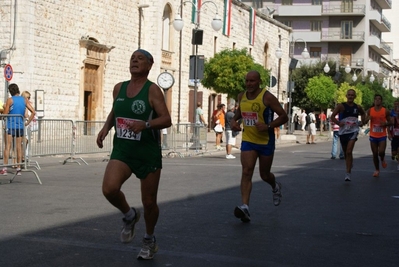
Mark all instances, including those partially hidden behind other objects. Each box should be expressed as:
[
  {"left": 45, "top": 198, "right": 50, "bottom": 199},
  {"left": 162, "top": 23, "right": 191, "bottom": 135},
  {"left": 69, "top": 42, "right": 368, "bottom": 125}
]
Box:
[{"left": 243, "top": 0, "right": 395, "bottom": 91}]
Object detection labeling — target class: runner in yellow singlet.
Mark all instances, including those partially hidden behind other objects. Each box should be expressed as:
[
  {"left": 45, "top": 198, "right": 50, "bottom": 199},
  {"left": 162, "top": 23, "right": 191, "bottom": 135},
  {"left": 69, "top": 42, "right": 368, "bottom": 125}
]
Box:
[{"left": 230, "top": 70, "right": 288, "bottom": 223}]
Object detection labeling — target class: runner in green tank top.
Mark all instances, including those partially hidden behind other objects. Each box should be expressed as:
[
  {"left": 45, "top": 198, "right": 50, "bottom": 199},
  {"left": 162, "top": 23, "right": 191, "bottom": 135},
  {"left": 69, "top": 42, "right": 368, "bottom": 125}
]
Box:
[{"left": 97, "top": 49, "right": 171, "bottom": 260}]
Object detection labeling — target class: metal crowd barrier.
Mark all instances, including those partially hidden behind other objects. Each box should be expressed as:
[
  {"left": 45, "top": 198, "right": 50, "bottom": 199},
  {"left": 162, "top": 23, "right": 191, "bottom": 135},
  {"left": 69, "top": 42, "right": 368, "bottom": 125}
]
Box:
[
  {"left": 74, "top": 120, "right": 113, "bottom": 162},
  {"left": 162, "top": 123, "right": 208, "bottom": 157},
  {"left": 0, "top": 114, "right": 41, "bottom": 185},
  {"left": 2, "top": 118, "right": 211, "bottom": 184},
  {"left": 28, "top": 119, "right": 113, "bottom": 165}
]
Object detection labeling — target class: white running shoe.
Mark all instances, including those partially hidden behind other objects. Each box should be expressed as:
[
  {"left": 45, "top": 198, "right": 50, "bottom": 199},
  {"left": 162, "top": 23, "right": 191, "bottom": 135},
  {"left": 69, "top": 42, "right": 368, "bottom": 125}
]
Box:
[
  {"left": 345, "top": 173, "right": 351, "bottom": 182},
  {"left": 272, "top": 182, "right": 282, "bottom": 206},
  {"left": 226, "top": 154, "right": 236, "bottom": 159},
  {"left": 137, "top": 237, "right": 158, "bottom": 260},
  {"left": 234, "top": 205, "right": 251, "bottom": 222},
  {"left": 120, "top": 208, "right": 140, "bottom": 243}
]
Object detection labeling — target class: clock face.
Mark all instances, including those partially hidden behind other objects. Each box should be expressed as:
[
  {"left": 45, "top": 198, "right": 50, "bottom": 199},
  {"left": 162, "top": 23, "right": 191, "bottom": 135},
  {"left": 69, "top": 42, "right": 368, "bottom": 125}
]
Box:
[{"left": 157, "top": 72, "right": 175, "bottom": 89}]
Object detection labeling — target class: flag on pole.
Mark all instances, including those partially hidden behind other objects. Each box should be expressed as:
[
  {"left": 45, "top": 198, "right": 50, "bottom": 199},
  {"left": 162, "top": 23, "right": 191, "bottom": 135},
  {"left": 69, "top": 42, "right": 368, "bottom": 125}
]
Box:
[
  {"left": 249, "top": 7, "right": 256, "bottom": 45},
  {"left": 192, "top": 0, "right": 202, "bottom": 25},
  {"left": 223, "top": 0, "right": 232, "bottom": 36}
]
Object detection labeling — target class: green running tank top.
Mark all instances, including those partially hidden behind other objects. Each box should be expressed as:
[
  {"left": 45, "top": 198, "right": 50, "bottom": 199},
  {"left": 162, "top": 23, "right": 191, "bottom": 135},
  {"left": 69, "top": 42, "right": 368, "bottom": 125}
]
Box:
[{"left": 110, "top": 80, "right": 161, "bottom": 178}]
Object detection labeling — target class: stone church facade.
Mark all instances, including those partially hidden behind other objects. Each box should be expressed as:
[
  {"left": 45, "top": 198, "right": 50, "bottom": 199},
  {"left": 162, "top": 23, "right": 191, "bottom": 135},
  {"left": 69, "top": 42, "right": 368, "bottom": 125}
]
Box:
[{"left": 0, "top": 0, "right": 290, "bottom": 127}]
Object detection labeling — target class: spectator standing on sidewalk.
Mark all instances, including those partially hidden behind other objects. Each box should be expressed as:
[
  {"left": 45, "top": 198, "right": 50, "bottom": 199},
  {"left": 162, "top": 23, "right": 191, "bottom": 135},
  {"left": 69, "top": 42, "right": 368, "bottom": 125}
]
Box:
[
  {"left": 195, "top": 102, "right": 206, "bottom": 126},
  {"left": 331, "top": 113, "right": 344, "bottom": 159},
  {"left": 300, "top": 109, "right": 307, "bottom": 131},
  {"left": 96, "top": 49, "right": 171, "bottom": 260},
  {"left": 365, "top": 94, "right": 391, "bottom": 177},
  {"left": 1, "top": 84, "right": 35, "bottom": 176},
  {"left": 224, "top": 103, "right": 236, "bottom": 159},
  {"left": 306, "top": 110, "right": 316, "bottom": 144},
  {"left": 213, "top": 104, "right": 225, "bottom": 150},
  {"left": 330, "top": 89, "right": 366, "bottom": 182},
  {"left": 230, "top": 70, "right": 288, "bottom": 223},
  {"left": 319, "top": 111, "right": 326, "bottom": 132}
]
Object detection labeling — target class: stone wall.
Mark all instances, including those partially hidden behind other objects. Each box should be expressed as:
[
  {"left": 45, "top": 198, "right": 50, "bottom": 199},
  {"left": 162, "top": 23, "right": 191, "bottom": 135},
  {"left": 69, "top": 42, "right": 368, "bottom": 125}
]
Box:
[{"left": 0, "top": 0, "right": 290, "bottom": 125}]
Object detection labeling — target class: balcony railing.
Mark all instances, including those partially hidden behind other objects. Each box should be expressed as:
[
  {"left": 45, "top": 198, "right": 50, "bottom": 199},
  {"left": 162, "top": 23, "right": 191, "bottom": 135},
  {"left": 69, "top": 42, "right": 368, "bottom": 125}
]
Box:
[
  {"left": 322, "top": 4, "right": 365, "bottom": 15},
  {"left": 321, "top": 30, "right": 364, "bottom": 41},
  {"left": 381, "top": 14, "right": 391, "bottom": 31}
]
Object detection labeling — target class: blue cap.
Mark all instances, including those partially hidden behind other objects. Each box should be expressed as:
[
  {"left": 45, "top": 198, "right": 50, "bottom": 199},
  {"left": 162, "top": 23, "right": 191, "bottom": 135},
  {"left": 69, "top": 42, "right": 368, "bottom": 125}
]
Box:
[{"left": 134, "top": 49, "right": 154, "bottom": 64}]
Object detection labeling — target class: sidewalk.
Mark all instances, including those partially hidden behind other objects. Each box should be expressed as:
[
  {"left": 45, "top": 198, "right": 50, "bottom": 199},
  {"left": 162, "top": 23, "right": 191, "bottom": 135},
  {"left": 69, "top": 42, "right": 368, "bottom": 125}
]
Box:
[{"left": 162, "top": 129, "right": 334, "bottom": 158}]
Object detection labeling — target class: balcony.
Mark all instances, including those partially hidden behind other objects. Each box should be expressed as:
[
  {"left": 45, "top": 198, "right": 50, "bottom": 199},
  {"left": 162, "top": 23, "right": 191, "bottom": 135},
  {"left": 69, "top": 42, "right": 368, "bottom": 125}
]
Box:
[
  {"left": 369, "top": 9, "right": 391, "bottom": 32},
  {"left": 292, "top": 31, "right": 321, "bottom": 43},
  {"left": 276, "top": 5, "right": 321, "bottom": 17},
  {"left": 321, "top": 30, "right": 364, "bottom": 42},
  {"left": 367, "top": 61, "right": 380, "bottom": 74},
  {"left": 374, "top": 0, "right": 392, "bottom": 9},
  {"left": 322, "top": 4, "right": 365, "bottom": 16},
  {"left": 369, "top": 36, "right": 390, "bottom": 55}
]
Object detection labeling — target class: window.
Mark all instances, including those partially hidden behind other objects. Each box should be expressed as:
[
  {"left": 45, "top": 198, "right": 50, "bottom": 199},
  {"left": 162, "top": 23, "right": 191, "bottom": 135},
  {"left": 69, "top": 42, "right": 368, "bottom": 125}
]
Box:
[
  {"left": 252, "top": 0, "right": 263, "bottom": 9},
  {"left": 162, "top": 5, "right": 172, "bottom": 51},
  {"left": 311, "top": 21, "right": 322, "bottom": 31},
  {"left": 341, "top": 21, "right": 353, "bottom": 39},
  {"left": 341, "top": 0, "right": 353, "bottom": 13},
  {"left": 281, "top": 21, "right": 292, "bottom": 27},
  {"left": 309, "top": 47, "right": 321, "bottom": 58},
  {"left": 312, "top": 0, "right": 322, "bottom": 5},
  {"left": 282, "top": 0, "right": 293, "bottom": 5}
]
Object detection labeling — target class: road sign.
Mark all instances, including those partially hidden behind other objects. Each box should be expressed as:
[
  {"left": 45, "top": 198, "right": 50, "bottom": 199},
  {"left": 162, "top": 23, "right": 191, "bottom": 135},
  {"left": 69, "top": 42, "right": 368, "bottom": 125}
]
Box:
[
  {"left": 4, "top": 64, "right": 13, "bottom": 81},
  {"left": 270, "top": 76, "right": 277, "bottom": 87}
]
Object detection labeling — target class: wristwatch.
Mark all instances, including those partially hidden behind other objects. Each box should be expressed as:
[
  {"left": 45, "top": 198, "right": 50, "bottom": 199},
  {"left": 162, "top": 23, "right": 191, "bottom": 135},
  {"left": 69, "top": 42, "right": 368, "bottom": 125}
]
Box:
[{"left": 145, "top": 121, "right": 151, "bottom": 129}]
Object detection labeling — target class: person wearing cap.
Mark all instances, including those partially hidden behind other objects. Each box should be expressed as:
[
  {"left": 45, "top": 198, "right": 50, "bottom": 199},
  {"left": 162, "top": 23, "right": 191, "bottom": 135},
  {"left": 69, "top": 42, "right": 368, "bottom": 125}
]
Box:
[
  {"left": 230, "top": 70, "right": 288, "bottom": 223},
  {"left": 97, "top": 49, "right": 171, "bottom": 260}
]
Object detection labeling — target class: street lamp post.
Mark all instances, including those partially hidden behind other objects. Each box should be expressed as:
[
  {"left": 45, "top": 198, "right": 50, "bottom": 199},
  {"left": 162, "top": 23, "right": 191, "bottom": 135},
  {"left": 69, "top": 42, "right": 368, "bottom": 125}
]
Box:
[
  {"left": 173, "top": 1, "right": 222, "bottom": 149},
  {"left": 275, "top": 37, "right": 309, "bottom": 134}
]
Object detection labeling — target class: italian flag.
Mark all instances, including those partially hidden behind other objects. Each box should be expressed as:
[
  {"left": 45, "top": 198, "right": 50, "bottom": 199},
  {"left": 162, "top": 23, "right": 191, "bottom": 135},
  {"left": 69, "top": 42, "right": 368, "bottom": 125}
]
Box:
[
  {"left": 191, "top": 0, "right": 202, "bottom": 24},
  {"left": 223, "top": 0, "right": 232, "bottom": 36},
  {"left": 249, "top": 7, "right": 256, "bottom": 45}
]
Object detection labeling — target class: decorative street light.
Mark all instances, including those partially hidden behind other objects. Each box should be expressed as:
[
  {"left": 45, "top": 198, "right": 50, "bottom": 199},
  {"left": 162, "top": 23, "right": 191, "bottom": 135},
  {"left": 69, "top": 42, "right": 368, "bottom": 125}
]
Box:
[
  {"left": 173, "top": 1, "right": 222, "bottom": 149},
  {"left": 275, "top": 37, "right": 309, "bottom": 134},
  {"left": 324, "top": 58, "right": 375, "bottom": 84},
  {"left": 370, "top": 73, "right": 375, "bottom": 83},
  {"left": 324, "top": 60, "right": 351, "bottom": 74}
]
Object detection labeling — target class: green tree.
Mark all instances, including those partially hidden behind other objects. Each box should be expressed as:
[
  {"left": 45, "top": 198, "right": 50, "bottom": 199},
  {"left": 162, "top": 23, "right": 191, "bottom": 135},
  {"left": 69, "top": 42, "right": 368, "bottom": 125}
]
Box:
[
  {"left": 304, "top": 74, "right": 337, "bottom": 109},
  {"left": 291, "top": 61, "right": 325, "bottom": 111},
  {"left": 368, "top": 82, "right": 395, "bottom": 110},
  {"left": 201, "top": 48, "right": 269, "bottom": 99},
  {"left": 336, "top": 82, "right": 363, "bottom": 105},
  {"left": 356, "top": 83, "right": 374, "bottom": 109}
]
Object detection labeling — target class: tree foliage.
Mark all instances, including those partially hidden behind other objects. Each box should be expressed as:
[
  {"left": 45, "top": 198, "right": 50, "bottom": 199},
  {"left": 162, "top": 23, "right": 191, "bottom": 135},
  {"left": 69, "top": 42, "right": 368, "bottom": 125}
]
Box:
[
  {"left": 291, "top": 61, "right": 325, "bottom": 111},
  {"left": 304, "top": 74, "right": 337, "bottom": 109},
  {"left": 202, "top": 48, "right": 270, "bottom": 99},
  {"left": 291, "top": 61, "right": 395, "bottom": 112},
  {"left": 336, "top": 82, "right": 363, "bottom": 105}
]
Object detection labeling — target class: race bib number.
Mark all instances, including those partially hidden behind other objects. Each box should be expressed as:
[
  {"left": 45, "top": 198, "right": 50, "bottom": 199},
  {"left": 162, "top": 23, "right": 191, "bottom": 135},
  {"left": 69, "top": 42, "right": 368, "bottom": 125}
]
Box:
[
  {"left": 116, "top": 117, "right": 142, "bottom": 141},
  {"left": 372, "top": 124, "right": 383, "bottom": 133},
  {"left": 393, "top": 128, "right": 399, "bottom": 136},
  {"left": 343, "top": 117, "right": 358, "bottom": 130},
  {"left": 242, "top": 112, "right": 258, "bottom": 126}
]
